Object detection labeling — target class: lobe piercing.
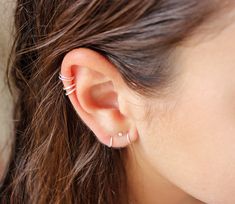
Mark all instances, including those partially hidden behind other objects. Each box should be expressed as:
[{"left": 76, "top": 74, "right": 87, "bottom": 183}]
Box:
[
  {"left": 126, "top": 132, "right": 131, "bottom": 144},
  {"left": 108, "top": 131, "right": 132, "bottom": 148},
  {"left": 117, "top": 131, "right": 131, "bottom": 144},
  {"left": 109, "top": 136, "right": 113, "bottom": 148},
  {"left": 118, "top": 132, "right": 123, "bottom": 137}
]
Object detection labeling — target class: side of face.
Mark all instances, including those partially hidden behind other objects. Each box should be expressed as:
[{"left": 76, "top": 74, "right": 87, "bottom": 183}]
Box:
[{"left": 128, "top": 9, "right": 235, "bottom": 204}]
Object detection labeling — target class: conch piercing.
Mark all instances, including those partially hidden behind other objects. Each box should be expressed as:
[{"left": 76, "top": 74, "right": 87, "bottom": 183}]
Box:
[{"left": 58, "top": 73, "right": 76, "bottom": 96}]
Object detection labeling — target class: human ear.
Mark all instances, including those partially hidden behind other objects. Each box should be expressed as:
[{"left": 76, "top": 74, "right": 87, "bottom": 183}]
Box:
[{"left": 59, "top": 48, "right": 138, "bottom": 148}]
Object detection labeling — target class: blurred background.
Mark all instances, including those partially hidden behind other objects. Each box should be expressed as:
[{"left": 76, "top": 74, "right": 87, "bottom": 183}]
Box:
[{"left": 0, "top": 0, "right": 15, "bottom": 179}]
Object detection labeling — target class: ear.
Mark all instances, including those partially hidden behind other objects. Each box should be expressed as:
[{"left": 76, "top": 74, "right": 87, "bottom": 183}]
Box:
[{"left": 60, "top": 48, "right": 138, "bottom": 148}]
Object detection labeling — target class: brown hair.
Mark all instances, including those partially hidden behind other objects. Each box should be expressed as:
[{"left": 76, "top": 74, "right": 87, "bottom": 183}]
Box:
[{"left": 0, "top": 0, "right": 216, "bottom": 203}]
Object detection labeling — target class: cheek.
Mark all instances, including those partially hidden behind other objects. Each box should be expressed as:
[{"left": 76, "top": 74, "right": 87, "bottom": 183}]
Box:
[
  {"left": 142, "top": 69, "right": 235, "bottom": 203},
  {"left": 171, "top": 86, "right": 235, "bottom": 203}
]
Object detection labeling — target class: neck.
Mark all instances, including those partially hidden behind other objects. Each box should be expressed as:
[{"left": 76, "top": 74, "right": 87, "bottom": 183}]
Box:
[{"left": 122, "top": 147, "right": 205, "bottom": 204}]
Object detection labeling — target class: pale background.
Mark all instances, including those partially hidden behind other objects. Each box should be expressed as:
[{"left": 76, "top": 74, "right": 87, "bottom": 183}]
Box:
[{"left": 0, "top": 0, "right": 15, "bottom": 178}]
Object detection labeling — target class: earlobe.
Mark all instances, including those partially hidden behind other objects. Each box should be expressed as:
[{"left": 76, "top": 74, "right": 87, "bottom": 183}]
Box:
[{"left": 59, "top": 48, "right": 138, "bottom": 148}]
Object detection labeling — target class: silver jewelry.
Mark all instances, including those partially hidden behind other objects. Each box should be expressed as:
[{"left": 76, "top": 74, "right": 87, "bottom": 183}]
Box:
[
  {"left": 109, "top": 136, "right": 113, "bottom": 148},
  {"left": 109, "top": 131, "right": 131, "bottom": 148},
  {"left": 126, "top": 132, "right": 131, "bottom": 144},
  {"left": 65, "top": 87, "right": 76, "bottom": 96},
  {"left": 59, "top": 73, "right": 76, "bottom": 96},
  {"left": 63, "top": 84, "right": 76, "bottom": 95},
  {"left": 63, "top": 84, "right": 76, "bottom": 90},
  {"left": 117, "top": 131, "right": 131, "bottom": 144},
  {"left": 118, "top": 132, "right": 123, "bottom": 137},
  {"left": 58, "top": 73, "right": 74, "bottom": 81}
]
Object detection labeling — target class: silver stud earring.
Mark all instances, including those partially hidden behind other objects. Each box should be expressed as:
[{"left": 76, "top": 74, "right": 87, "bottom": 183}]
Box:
[
  {"left": 117, "top": 131, "right": 131, "bottom": 144},
  {"left": 109, "top": 131, "right": 131, "bottom": 148},
  {"left": 118, "top": 132, "right": 123, "bottom": 137},
  {"left": 119, "top": 131, "right": 131, "bottom": 144},
  {"left": 59, "top": 73, "right": 76, "bottom": 96}
]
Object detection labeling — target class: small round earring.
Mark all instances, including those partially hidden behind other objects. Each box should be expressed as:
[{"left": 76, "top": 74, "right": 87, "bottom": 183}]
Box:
[
  {"left": 117, "top": 132, "right": 123, "bottom": 137},
  {"left": 108, "top": 131, "right": 131, "bottom": 148},
  {"left": 117, "top": 131, "right": 131, "bottom": 144}
]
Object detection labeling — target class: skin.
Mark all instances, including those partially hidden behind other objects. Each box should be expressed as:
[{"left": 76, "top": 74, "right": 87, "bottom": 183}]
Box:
[{"left": 60, "top": 4, "right": 235, "bottom": 204}]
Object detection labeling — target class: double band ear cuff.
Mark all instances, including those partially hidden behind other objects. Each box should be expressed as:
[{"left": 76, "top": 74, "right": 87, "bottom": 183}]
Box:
[
  {"left": 64, "top": 86, "right": 76, "bottom": 96},
  {"left": 58, "top": 73, "right": 76, "bottom": 96},
  {"left": 108, "top": 131, "right": 132, "bottom": 148},
  {"left": 59, "top": 73, "right": 74, "bottom": 81}
]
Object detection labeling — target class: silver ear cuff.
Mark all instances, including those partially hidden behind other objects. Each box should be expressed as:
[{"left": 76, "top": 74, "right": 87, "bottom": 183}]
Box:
[
  {"left": 58, "top": 73, "right": 76, "bottom": 96},
  {"left": 59, "top": 73, "right": 74, "bottom": 81},
  {"left": 109, "top": 131, "right": 131, "bottom": 148}
]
